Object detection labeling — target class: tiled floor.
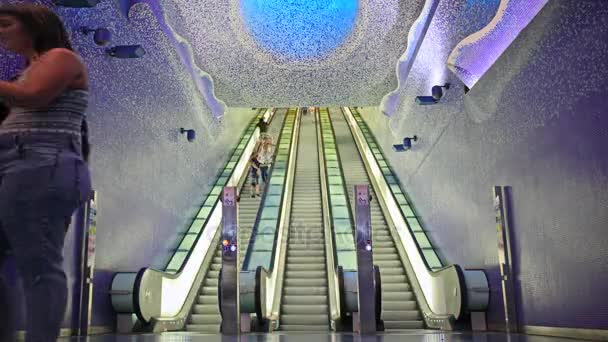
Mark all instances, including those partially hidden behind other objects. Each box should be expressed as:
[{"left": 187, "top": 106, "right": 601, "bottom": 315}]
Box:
[{"left": 58, "top": 331, "right": 583, "bottom": 342}]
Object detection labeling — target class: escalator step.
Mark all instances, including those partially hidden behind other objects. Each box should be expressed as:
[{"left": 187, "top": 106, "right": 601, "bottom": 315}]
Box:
[
  {"left": 201, "top": 286, "right": 217, "bottom": 295},
  {"left": 287, "top": 256, "right": 325, "bottom": 264},
  {"left": 285, "top": 270, "right": 326, "bottom": 278},
  {"left": 383, "top": 321, "right": 425, "bottom": 330},
  {"left": 197, "top": 295, "right": 216, "bottom": 304},
  {"left": 190, "top": 314, "right": 221, "bottom": 324},
  {"left": 384, "top": 301, "right": 418, "bottom": 311},
  {"left": 378, "top": 268, "right": 404, "bottom": 275},
  {"left": 282, "top": 295, "right": 327, "bottom": 305},
  {"left": 375, "top": 260, "right": 402, "bottom": 267},
  {"left": 382, "top": 310, "right": 421, "bottom": 321},
  {"left": 374, "top": 247, "right": 397, "bottom": 254},
  {"left": 374, "top": 240, "right": 396, "bottom": 247},
  {"left": 383, "top": 283, "right": 411, "bottom": 292},
  {"left": 383, "top": 291, "right": 415, "bottom": 301},
  {"left": 284, "top": 278, "right": 326, "bottom": 287},
  {"left": 192, "top": 304, "right": 219, "bottom": 314},
  {"left": 281, "top": 304, "right": 328, "bottom": 315},
  {"left": 374, "top": 254, "right": 399, "bottom": 261},
  {"left": 281, "top": 314, "right": 328, "bottom": 325},
  {"left": 289, "top": 244, "right": 324, "bottom": 250},
  {"left": 381, "top": 274, "right": 408, "bottom": 283},
  {"left": 283, "top": 286, "right": 327, "bottom": 296},
  {"left": 186, "top": 324, "right": 219, "bottom": 332},
  {"left": 204, "top": 278, "right": 218, "bottom": 287},
  {"left": 279, "top": 325, "right": 329, "bottom": 331}
]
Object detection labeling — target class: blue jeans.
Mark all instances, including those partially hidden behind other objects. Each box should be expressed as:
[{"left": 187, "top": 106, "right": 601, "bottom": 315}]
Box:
[
  {"left": 0, "top": 133, "right": 92, "bottom": 342},
  {"left": 260, "top": 165, "right": 270, "bottom": 184}
]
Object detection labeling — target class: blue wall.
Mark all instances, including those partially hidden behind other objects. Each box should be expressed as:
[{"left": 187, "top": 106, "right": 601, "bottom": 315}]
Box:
[
  {"left": 360, "top": 0, "right": 608, "bottom": 330},
  {"left": 0, "top": 0, "right": 255, "bottom": 331}
]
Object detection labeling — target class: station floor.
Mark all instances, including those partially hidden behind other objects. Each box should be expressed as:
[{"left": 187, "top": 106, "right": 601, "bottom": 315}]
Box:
[{"left": 57, "top": 331, "right": 586, "bottom": 342}]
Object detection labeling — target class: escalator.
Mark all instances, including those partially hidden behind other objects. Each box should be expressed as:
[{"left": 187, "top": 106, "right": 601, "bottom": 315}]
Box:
[
  {"left": 186, "top": 109, "right": 288, "bottom": 332},
  {"left": 329, "top": 108, "right": 424, "bottom": 330},
  {"left": 279, "top": 113, "right": 330, "bottom": 331}
]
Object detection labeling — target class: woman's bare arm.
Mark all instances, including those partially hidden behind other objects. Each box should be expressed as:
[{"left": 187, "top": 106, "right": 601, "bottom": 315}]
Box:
[{"left": 0, "top": 49, "right": 84, "bottom": 108}]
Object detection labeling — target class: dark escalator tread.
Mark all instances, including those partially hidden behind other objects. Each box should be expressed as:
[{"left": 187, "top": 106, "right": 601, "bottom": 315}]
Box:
[{"left": 279, "top": 114, "right": 329, "bottom": 331}]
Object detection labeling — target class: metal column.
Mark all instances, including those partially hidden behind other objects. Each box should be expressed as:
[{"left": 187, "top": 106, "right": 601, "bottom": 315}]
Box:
[
  {"left": 73, "top": 190, "right": 97, "bottom": 336},
  {"left": 493, "top": 186, "right": 518, "bottom": 333},
  {"left": 220, "top": 187, "right": 240, "bottom": 334},
  {"left": 354, "top": 185, "right": 376, "bottom": 334}
]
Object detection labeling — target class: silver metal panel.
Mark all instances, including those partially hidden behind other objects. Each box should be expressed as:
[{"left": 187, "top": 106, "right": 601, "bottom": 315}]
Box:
[
  {"left": 220, "top": 187, "right": 240, "bottom": 334},
  {"left": 110, "top": 273, "right": 137, "bottom": 312},
  {"left": 493, "top": 186, "right": 517, "bottom": 333},
  {"left": 463, "top": 270, "right": 490, "bottom": 311},
  {"left": 354, "top": 185, "right": 376, "bottom": 334},
  {"left": 75, "top": 191, "right": 98, "bottom": 335}
]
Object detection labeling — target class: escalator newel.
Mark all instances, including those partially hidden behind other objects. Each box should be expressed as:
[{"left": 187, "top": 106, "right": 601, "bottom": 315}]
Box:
[
  {"left": 354, "top": 184, "right": 381, "bottom": 333},
  {"left": 219, "top": 186, "right": 239, "bottom": 334}
]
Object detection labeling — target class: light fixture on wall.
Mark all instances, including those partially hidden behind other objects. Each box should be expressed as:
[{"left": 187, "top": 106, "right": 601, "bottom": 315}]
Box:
[
  {"left": 392, "top": 136, "right": 417, "bottom": 152},
  {"left": 54, "top": 0, "right": 99, "bottom": 8},
  {"left": 80, "top": 27, "right": 112, "bottom": 46},
  {"left": 180, "top": 128, "right": 196, "bottom": 142},
  {"left": 105, "top": 45, "right": 146, "bottom": 59},
  {"left": 415, "top": 83, "right": 451, "bottom": 105}
]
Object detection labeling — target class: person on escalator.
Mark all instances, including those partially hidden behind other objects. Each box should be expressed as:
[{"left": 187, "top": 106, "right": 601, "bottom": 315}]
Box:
[
  {"left": 257, "top": 136, "right": 274, "bottom": 189},
  {"left": 256, "top": 117, "right": 268, "bottom": 134},
  {"left": 249, "top": 152, "right": 261, "bottom": 198}
]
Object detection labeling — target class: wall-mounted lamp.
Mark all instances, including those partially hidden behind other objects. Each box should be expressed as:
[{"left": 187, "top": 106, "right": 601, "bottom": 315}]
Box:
[
  {"left": 392, "top": 135, "right": 417, "bottom": 152},
  {"left": 180, "top": 128, "right": 196, "bottom": 142},
  {"left": 105, "top": 45, "right": 146, "bottom": 59},
  {"left": 415, "top": 83, "right": 451, "bottom": 105},
  {"left": 54, "top": 0, "right": 99, "bottom": 7},
  {"left": 80, "top": 27, "right": 112, "bottom": 46}
]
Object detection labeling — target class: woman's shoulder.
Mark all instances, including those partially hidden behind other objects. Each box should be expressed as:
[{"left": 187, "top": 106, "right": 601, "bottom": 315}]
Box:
[{"left": 41, "top": 48, "right": 86, "bottom": 69}]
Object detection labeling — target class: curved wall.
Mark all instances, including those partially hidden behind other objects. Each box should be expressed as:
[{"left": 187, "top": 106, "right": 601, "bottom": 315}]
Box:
[{"left": 360, "top": 0, "right": 608, "bottom": 329}]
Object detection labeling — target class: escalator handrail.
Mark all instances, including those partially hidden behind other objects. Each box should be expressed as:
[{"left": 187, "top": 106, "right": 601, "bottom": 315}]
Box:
[
  {"left": 319, "top": 108, "right": 358, "bottom": 270},
  {"left": 315, "top": 108, "right": 342, "bottom": 326},
  {"left": 241, "top": 109, "right": 298, "bottom": 272}
]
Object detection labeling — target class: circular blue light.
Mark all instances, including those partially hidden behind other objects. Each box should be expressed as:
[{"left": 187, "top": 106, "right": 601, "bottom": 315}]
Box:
[{"left": 240, "top": 0, "right": 358, "bottom": 60}]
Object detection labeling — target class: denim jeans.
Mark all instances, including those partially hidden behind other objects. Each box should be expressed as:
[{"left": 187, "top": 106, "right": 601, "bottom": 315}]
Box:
[
  {"left": 0, "top": 133, "right": 92, "bottom": 342},
  {"left": 260, "top": 165, "right": 270, "bottom": 184}
]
